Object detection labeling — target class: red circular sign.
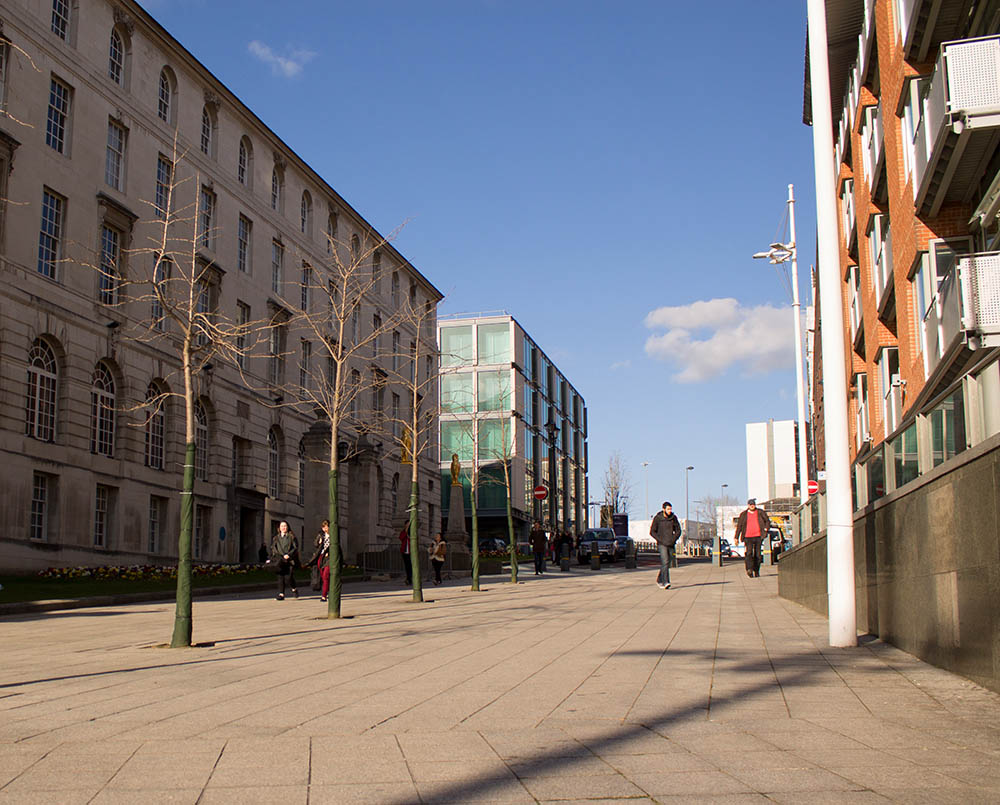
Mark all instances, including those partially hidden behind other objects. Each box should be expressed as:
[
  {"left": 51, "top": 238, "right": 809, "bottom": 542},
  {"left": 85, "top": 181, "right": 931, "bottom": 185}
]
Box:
[
  {"left": 533, "top": 485, "right": 548, "bottom": 500},
  {"left": 807, "top": 479, "right": 819, "bottom": 495}
]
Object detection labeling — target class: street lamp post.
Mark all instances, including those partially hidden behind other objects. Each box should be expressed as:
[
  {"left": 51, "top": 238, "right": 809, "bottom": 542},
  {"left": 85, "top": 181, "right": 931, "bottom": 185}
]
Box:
[
  {"left": 684, "top": 465, "right": 693, "bottom": 564},
  {"left": 545, "top": 413, "right": 563, "bottom": 568},
  {"left": 718, "top": 483, "right": 728, "bottom": 567},
  {"left": 752, "top": 184, "right": 809, "bottom": 509},
  {"left": 641, "top": 461, "right": 650, "bottom": 518}
]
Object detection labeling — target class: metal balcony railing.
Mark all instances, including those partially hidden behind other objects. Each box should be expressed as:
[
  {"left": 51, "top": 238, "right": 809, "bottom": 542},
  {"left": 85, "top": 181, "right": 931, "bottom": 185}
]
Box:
[
  {"left": 914, "top": 36, "right": 1000, "bottom": 216},
  {"left": 862, "top": 104, "right": 885, "bottom": 198}
]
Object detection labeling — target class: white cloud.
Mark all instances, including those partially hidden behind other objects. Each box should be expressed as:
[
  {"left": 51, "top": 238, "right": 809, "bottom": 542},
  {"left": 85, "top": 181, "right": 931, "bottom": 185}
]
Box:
[
  {"left": 643, "top": 297, "right": 794, "bottom": 383},
  {"left": 247, "top": 40, "right": 317, "bottom": 78},
  {"left": 610, "top": 359, "right": 631, "bottom": 371}
]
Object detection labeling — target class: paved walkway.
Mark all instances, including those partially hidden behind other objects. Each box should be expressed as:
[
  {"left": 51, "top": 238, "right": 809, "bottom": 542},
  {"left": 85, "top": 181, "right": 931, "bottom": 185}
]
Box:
[{"left": 2, "top": 560, "right": 999, "bottom": 804}]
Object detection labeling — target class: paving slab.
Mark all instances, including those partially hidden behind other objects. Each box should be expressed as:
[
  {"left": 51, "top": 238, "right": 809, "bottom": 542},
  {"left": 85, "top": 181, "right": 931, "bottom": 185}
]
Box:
[{"left": 1, "top": 561, "right": 999, "bottom": 802}]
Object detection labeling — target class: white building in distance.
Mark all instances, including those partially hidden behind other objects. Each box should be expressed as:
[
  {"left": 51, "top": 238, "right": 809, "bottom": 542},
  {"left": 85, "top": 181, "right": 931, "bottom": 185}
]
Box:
[{"left": 745, "top": 419, "right": 799, "bottom": 504}]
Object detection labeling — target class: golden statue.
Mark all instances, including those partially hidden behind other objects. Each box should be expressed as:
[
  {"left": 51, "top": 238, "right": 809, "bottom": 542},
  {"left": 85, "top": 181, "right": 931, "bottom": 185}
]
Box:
[
  {"left": 450, "top": 453, "right": 461, "bottom": 485},
  {"left": 401, "top": 428, "right": 412, "bottom": 465}
]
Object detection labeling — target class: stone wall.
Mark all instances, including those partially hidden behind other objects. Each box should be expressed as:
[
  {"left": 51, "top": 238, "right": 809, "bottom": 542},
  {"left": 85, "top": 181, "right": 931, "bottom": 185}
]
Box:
[{"left": 779, "top": 436, "right": 1000, "bottom": 693}]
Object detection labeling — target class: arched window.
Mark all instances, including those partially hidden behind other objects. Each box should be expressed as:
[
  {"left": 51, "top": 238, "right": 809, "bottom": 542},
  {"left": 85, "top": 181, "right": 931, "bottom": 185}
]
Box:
[
  {"left": 200, "top": 105, "right": 216, "bottom": 157},
  {"left": 144, "top": 382, "right": 165, "bottom": 469},
  {"left": 350, "top": 234, "right": 360, "bottom": 265},
  {"left": 326, "top": 213, "right": 337, "bottom": 255},
  {"left": 90, "top": 363, "right": 115, "bottom": 457},
  {"left": 267, "top": 429, "right": 280, "bottom": 499},
  {"left": 25, "top": 339, "right": 57, "bottom": 442},
  {"left": 238, "top": 136, "right": 253, "bottom": 187},
  {"left": 297, "top": 439, "right": 306, "bottom": 505},
  {"left": 195, "top": 400, "right": 209, "bottom": 481},
  {"left": 157, "top": 68, "right": 175, "bottom": 124},
  {"left": 108, "top": 29, "right": 124, "bottom": 85},
  {"left": 271, "top": 166, "right": 284, "bottom": 211},
  {"left": 300, "top": 191, "right": 312, "bottom": 235}
]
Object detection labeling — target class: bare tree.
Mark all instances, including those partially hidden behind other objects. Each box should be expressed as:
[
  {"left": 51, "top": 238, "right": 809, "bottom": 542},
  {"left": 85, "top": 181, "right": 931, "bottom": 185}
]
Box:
[
  {"left": 87, "top": 136, "right": 269, "bottom": 647},
  {"left": 385, "top": 296, "right": 439, "bottom": 603},
  {"left": 274, "top": 224, "right": 404, "bottom": 619},
  {"left": 602, "top": 450, "right": 633, "bottom": 517}
]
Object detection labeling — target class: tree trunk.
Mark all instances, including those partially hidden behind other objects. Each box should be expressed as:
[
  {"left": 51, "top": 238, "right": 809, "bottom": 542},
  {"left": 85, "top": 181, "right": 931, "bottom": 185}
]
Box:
[
  {"left": 505, "top": 461, "right": 517, "bottom": 584},
  {"left": 470, "top": 472, "right": 480, "bottom": 591},
  {"left": 409, "top": 479, "right": 422, "bottom": 602},
  {"left": 327, "top": 467, "right": 342, "bottom": 618},
  {"left": 171, "top": 440, "right": 195, "bottom": 647}
]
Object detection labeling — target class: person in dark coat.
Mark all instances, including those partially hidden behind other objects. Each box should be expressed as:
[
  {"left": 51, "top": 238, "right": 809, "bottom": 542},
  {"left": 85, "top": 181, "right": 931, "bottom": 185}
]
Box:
[
  {"left": 399, "top": 525, "right": 412, "bottom": 585},
  {"left": 270, "top": 520, "right": 299, "bottom": 600},
  {"left": 529, "top": 522, "right": 548, "bottom": 575},
  {"left": 649, "top": 501, "right": 682, "bottom": 589},
  {"left": 735, "top": 499, "right": 770, "bottom": 578}
]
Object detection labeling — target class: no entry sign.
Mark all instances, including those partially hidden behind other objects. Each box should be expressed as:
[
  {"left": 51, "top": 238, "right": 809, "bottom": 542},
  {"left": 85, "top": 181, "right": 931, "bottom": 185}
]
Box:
[
  {"left": 533, "top": 485, "right": 548, "bottom": 500},
  {"left": 807, "top": 479, "right": 820, "bottom": 495}
]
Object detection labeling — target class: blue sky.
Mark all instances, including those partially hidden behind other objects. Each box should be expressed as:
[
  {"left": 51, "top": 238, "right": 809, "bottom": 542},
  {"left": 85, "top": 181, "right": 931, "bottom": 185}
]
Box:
[{"left": 145, "top": 0, "right": 817, "bottom": 521}]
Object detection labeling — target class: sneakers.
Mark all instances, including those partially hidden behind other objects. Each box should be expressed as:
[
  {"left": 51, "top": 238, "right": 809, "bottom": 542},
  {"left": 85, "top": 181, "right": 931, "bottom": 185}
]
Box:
[
  {"left": 276, "top": 593, "right": 284, "bottom": 600},
  {"left": 320, "top": 596, "right": 328, "bottom": 602},
  {"left": 747, "top": 569, "right": 753, "bottom": 578},
  {"left": 664, "top": 583, "right": 671, "bottom": 589},
  {"left": 292, "top": 588, "right": 299, "bottom": 598}
]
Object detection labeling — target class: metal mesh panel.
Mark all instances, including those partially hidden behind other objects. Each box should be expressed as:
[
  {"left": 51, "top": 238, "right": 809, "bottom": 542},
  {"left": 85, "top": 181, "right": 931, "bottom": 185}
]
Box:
[
  {"left": 946, "top": 38, "right": 1000, "bottom": 112},
  {"left": 966, "top": 254, "right": 1000, "bottom": 331}
]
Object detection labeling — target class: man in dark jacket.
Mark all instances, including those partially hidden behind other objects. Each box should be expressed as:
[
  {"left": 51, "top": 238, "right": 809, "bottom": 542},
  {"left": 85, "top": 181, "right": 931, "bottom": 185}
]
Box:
[
  {"left": 530, "top": 522, "right": 548, "bottom": 575},
  {"left": 735, "top": 499, "right": 770, "bottom": 578},
  {"left": 649, "top": 501, "right": 682, "bottom": 589}
]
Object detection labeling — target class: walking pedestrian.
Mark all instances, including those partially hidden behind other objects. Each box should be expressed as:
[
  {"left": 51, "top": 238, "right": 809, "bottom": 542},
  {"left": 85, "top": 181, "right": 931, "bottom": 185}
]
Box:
[
  {"left": 399, "top": 525, "right": 413, "bottom": 585},
  {"left": 530, "top": 521, "right": 547, "bottom": 575},
  {"left": 308, "top": 520, "right": 332, "bottom": 602},
  {"left": 270, "top": 521, "right": 299, "bottom": 600},
  {"left": 735, "top": 499, "right": 770, "bottom": 578},
  {"left": 428, "top": 533, "right": 446, "bottom": 586},
  {"left": 649, "top": 502, "right": 681, "bottom": 589}
]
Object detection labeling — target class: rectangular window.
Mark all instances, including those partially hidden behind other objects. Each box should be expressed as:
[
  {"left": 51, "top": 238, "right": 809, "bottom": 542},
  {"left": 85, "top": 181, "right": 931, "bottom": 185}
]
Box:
[
  {"left": 930, "top": 387, "right": 967, "bottom": 467},
  {"left": 99, "top": 225, "right": 121, "bottom": 305},
  {"left": 891, "top": 423, "right": 919, "bottom": 488},
  {"left": 301, "top": 264, "right": 311, "bottom": 310},
  {"left": 854, "top": 372, "right": 870, "bottom": 449},
  {"left": 271, "top": 239, "right": 283, "bottom": 294},
  {"left": 269, "top": 324, "right": 286, "bottom": 386},
  {"left": 155, "top": 155, "right": 172, "bottom": 219},
  {"left": 94, "top": 484, "right": 111, "bottom": 548},
  {"left": 352, "top": 305, "right": 360, "bottom": 345},
  {"left": 441, "top": 420, "right": 473, "bottom": 462},
  {"left": 152, "top": 256, "right": 170, "bottom": 331},
  {"left": 868, "top": 213, "right": 893, "bottom": 306},
  {"left": 37, "top": 189, "right": 64, "bottom": 279},
  {"left": 148, "top": 496, "right": 164, "bottom": 554},
  {"left": 440, "top": 325, "right": 473, "bottom": 366},
  {"left": 0, "top": 41, "right": 8, "bottom": 114},
  {"left": 198, "top": 187, "right": 215, "bottom": 249},
  {"left": 392, "top": 331, "right": 400, "bottom": 371},
  {"left": 849, "top": 265, "right": 863, "bottom": 342},
  {"left": 876, "top": 347, "right": 900, "bottom": 438},
  {"left": 478, "top": 418, "right": 510, "bottom": 458},
  {"left": 236, "top": 301, "right": 250, "bottom": 369},
  {"left": 30, "top": 472, "right": 49, "bottom": 541},
  {"left": 373, "top": 313, "right": 382, "bottom": 357},
  {"left": 194, "top": 504, "right": 210, "bottom": 560},
  {"left": 195, "top": 279, "right": 212, "bottom": 347},
  {"left": 392, "top": 392, "right": 400, "bottom": 437},
  {"left": 326, "top": 354, "right": 336, "bottom": 389},
  {"left": 478, "top": 322, "right": 511, "bottom": 364},
  {"left": 441, "top": 372, "right": 473, "bottom": 412},
  {"left": 51, "top": 0, "right": 70, "bottom": 39},
  {"left": 299, "top": 339, "right": 311, "bottom": 388},
  {"left": 105, "top": 120, "right": 126, "bottom": 190},
  {"left": 46, "top": 77, "right": 71, "bottom": 153},
  {"left": 237, "top": 215, "right": 252, "bottom": 273},
  {"left": 478, "top": 370, "right": 510, "bottom": 412},
  {"left": 900, "top": 78, "right": 929, "bottom": 189}
]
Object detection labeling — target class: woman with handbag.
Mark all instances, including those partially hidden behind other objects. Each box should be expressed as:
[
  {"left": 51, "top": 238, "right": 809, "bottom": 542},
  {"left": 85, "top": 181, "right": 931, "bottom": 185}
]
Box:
[
  {"left": 270, "top": 521, "right": 299, "bottom": 600},
  {"left": 308, "top": 520, "right": 332, "bottom": 602},
  {"left": 428, "top": 533, "right": 447, "bottom": 586}
]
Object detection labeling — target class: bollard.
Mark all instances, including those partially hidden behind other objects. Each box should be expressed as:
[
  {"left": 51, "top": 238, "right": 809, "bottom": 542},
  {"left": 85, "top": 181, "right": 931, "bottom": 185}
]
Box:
[
  {"left": 625, "top": 549, "right": 637, "bottom": 569},
  {"left": 560, "top": 543, "right": 570, "bottom": 572},
  {"left": 590, "top": 542, "right": 601, "bottom": 571}
]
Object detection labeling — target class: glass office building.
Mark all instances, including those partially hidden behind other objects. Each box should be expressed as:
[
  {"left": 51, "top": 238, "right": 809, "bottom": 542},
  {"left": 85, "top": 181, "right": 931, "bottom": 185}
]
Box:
[{"left": 438, "top": 314, "right": 588, "bottom": 539}]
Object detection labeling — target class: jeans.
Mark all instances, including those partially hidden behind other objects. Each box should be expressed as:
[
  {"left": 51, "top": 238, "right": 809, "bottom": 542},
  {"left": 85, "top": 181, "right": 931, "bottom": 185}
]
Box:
[
  {"left": 657, "top": 544, "right": 674, "bottom": 586},
  {"left": 533, "top": 552, "right": 545, "bottom": 574},
  {"left": 431, "top": 558, "right": 443, "bottom": 584},
  {"left": 402, "top": 551, "right": 412, "bottom": 584},
  {"left": 745, "top": 537, "right": 763, "bottom": 575}
]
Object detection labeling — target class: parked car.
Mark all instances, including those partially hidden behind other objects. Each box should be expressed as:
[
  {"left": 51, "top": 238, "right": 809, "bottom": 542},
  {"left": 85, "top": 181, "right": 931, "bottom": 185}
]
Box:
[
  {"left": 577, "top": 528, "right": 631, "bottom": 563},
  {"left": 720, "top": 539, "right": 734, "bottom": 558},
  {"left": 477, "top": 537, "right": 508, "bottom": 553}
]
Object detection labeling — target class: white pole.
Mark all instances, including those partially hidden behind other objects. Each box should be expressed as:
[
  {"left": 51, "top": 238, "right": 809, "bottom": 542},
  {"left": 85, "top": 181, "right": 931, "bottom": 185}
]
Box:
[
  {"left": 806, "top": 0, "right": 857, "bottom": 648},
  {"left": 788, "top": 184, "right": 810, "bottom": 507}
]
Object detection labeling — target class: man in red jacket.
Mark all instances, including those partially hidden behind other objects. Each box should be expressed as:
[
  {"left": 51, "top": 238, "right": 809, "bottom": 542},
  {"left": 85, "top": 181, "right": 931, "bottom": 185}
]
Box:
[{"left": 735, "top": 499, "right": 770, "bottom": 578}]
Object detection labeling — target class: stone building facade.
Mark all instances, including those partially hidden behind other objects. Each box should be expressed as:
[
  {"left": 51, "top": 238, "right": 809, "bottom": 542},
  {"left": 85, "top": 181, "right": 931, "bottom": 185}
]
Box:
[{"left": 0, "top": 0, "right": 441, "bottom": 571}]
